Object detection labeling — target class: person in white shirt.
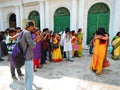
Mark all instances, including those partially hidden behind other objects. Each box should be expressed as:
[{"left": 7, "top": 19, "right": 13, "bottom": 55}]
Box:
[{"left": 63, "top": 30, "right": 73, "bottom": 62}]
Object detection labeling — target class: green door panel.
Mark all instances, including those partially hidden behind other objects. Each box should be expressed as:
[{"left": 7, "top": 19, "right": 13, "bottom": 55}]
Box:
[
  {"left": 54, "top": 7, "right": 70, "bottom": 33},
  {"left": 87, "top": 3, "right": 110, "bottom": 44},
  {"left": 98, "top": 13, "right": 109, "bottom": 33},
  {"left": 54, "top": 16, "right": 70, "bottom": 33},
  {"left": 28, "top": 11, "right": 40, "bottom": 29},
  {"left": 87, "top": 14, "right": 97, "bottom": 44}
]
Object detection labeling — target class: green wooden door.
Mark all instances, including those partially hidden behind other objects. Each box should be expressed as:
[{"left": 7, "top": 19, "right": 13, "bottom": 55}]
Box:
[
  {"left": 54, "top": 7, "right": 70, "bottom": 33},
  {"left": 28, "top": 11, "right": 40, "bottom": 29},
  {"left": 87, "top": 3, "right": 110, "bottom": 44}
]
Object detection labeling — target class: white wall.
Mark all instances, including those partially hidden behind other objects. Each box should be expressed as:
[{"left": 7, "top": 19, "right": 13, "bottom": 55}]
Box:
[
  {"left": 3, "top": 6, "right": 16, "bottom": 30},
  {"left": 0, "top": 0, "right": 117, "bottom": 46},
  {"left": 24, "top": 4, "right": 39, "bottom": 20}
]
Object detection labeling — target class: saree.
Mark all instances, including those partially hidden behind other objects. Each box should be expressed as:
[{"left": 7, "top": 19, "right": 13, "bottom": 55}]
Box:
[
  {"left": 76, "top": 33, "right": 83, "bottom": 57},
  {"left": 72, "top": 36, "right": 78, "bottom": 57},
  {"left": 90, "top": 38, "right": 109, "bottom": 74},
  {"left": 52, "top": 37, "right": 62, "bottom": 62},
  {"left": 112, "top": 37, "right": 120, "bottom": 60},
  {"left": 32, "top": 34, "right": 41, "bottom": 68}
]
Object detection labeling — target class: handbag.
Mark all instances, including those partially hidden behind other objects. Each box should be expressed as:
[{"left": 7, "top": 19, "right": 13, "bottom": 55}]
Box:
[
  {"left": 73, "top": 44, "right": 78, "bottom": 51},
  {"left": 52, "top": 43, "right": 59, "bottom": 49},
  {"left": 103, "top": 60, "right": 110, "bottom": 68}
]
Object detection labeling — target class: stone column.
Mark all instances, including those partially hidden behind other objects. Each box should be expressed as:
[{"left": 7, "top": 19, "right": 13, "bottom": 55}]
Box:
[
  {"left": 39, "top": 1, "right": 45, "bottom": 31},
  {"left": 20, "top": 5, "right": 24, "bottom": 29},
  {"left": 15, "top": 6, "right": 20, "bottom": 27},
  {"left": 78, "top": 0, "right": 86, "bottom": 46},
  {"left": 70, "top": 0, "right": 77, "bottom": 31},
  {"left": 78, "top": 0, "right": 84, "bottom": 29},
  {"left": 112, "top": 0, "right": 120, "bottom": 37},
  {"left": 0, "top": 9, "right": 4, "bottom": 31},
  {"left": 45, "top": 0, "right": 50, "bottom": 28}
]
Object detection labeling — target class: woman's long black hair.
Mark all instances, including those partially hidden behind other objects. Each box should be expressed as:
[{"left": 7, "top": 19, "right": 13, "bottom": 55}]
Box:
[{"left": 96, "top": 27, "right": 107, "bottom": 36}]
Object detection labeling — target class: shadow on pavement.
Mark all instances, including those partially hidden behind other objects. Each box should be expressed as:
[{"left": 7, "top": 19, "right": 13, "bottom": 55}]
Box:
[{"left": 34, "top": 55, "right": 120, "bottom": 87}]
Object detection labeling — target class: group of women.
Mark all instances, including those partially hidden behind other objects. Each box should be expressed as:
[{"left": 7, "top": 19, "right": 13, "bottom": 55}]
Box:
[
  {"left": 32, "top": 28, "right": 83, "bottom": 71},
  {"left": 29, "top": 27, "right": 120, "bottom": 75},
  {"left": 52, "top": 28, "right": 83, "bottom": 62}
]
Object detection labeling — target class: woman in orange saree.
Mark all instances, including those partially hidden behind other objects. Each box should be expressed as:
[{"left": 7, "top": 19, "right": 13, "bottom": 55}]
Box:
[{"left": 90, "top": 27, "right": 109, "bottom": 75}]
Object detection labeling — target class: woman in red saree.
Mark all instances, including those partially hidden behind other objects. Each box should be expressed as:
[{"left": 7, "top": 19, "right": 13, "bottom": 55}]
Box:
[{"left": 90, "top": 27, "right": 109, "bottom": 75}]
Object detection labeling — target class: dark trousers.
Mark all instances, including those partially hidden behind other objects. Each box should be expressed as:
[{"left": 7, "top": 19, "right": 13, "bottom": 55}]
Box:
[
  {"left": 47, "top": 49, "right": 52, "bottom": 62},
  {"left": 41, "top": 48, "right": 52, "bottom": 64},
  {"left": 0, "top": 48, "right": 2, "bottom": 60},
  {"left": 60, "top": 46, "right": 66, "bottom": 58},
  {"left": 41, "top": 49, "right": 47, "bottom": 64},
  {"left": 10, "top": 65, "right": 22, "bottom": 77},
  {"left": 9, "top": 54, "right": 22, "bottom": 77}
]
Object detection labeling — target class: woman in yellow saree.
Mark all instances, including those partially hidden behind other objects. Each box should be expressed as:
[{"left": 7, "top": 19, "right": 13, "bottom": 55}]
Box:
[
  {"left": 76, "top": 28, "right": 83, "bottom": 57},
  {"left": 90, "top": 27, "right": 109, "bottom": 75},
  {"left": 111, "top": 32, "right": 120, "bottom": 60},
  {"left": 52, "top": 33, "right": 62, "bottom": 62}
]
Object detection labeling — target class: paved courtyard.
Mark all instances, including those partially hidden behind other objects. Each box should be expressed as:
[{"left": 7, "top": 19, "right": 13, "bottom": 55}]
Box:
[{"left": 0, "top": 51, "right": 120, "bottom": 90}]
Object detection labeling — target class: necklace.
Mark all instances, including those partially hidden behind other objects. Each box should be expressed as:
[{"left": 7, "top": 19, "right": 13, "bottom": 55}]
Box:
[{"left": 66, "top": 35, "right": 70, "bottom": 42}]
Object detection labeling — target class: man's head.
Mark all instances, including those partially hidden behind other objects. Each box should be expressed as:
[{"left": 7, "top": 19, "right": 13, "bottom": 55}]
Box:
[
  {"left": 26, "top": 21, "right": 35, "bottom": 33},
  {"left": 16, "top": 27, "right": 21, "bottom": 33}
]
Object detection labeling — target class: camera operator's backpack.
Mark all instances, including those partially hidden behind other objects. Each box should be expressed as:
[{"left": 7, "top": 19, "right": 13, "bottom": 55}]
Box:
[{"left": 10, "top": 31, "right": 28, "bottom": 68}]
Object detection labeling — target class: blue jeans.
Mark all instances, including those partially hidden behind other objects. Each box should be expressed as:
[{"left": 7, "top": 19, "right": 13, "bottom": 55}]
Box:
[
  {"left": 25, "top": 60, "right": 33, "bottom": 90},
  {"left": 89, "top": 45, "right": 94, "bottom": 54},
  {"left": 66, "top": 51, "right": 72, "bottom": 60}
]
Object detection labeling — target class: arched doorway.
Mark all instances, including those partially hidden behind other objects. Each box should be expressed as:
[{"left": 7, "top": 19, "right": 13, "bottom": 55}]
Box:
[
  {"left": 54, "top": 7, "right": 70, "bottom": 33},
  {"left": 87, "top": 3, "right": 110, "bottom": 44},
  {"left": 28, "top": 10, "right": 40, "bottom": 29},
  {"left": 9, "top": 13, "right": 16, "bottom": 28}
]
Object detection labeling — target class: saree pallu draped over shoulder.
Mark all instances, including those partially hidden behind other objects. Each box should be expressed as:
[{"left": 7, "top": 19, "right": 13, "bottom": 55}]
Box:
[
  {"left": 52, "top": 37, "right": 62, "bottom": 62},
  {"left": 90, "top": 38, "right": 109, "bottom": 75},
  {"left": 76, "top": 33, "right": 83, "bottom": 57},
  {"left": 112, "top": 37, "right": 120, "bottom": 60}
]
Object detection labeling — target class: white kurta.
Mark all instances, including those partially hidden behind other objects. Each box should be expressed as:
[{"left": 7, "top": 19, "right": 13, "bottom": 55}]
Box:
[{"left": 64, "top": 37, "right": 72, "bottom": 51}]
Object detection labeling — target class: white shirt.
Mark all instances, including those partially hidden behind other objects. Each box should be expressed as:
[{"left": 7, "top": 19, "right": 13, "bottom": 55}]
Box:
[{"left": 63, "top": 36, "right": 72, "bottom": 51}]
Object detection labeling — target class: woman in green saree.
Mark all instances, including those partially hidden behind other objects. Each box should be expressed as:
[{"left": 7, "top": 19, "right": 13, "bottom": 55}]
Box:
[{"left": 76, "top": 28, "right": 83, "bottom": 57}]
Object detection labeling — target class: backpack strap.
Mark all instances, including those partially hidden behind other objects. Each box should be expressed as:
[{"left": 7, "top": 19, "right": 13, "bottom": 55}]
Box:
[
  {"left": 24, "top": 37, "right": 29, "bottom": 55},
  {"left": 17, "top": 31, "right": 29, "bottom": 56},
  {"left": 17, "top": 31, "right": 24, "bottom": 41}
]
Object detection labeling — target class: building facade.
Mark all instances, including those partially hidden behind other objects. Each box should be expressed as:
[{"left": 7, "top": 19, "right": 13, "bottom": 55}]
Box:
[{"left": 0, "top": 0, "right": 120, "bottom": 46}]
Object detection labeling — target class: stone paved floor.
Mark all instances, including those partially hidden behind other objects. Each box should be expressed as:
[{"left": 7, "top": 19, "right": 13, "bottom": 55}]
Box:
[{"left": 0, "top": 52, "right": 120, "bottom": 90}]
